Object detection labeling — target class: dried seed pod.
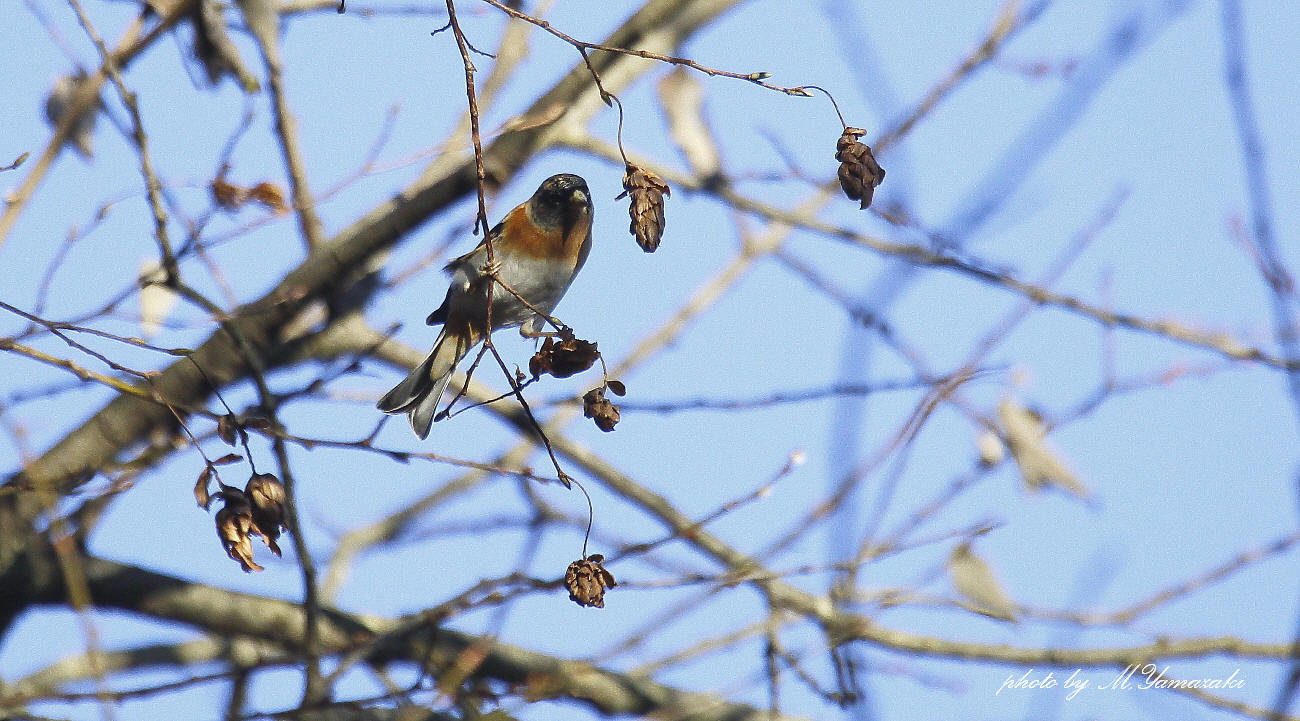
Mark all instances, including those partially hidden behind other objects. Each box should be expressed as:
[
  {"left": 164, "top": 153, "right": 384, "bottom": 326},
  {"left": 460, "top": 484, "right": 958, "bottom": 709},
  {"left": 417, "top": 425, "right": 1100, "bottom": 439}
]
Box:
[
  {"left": 210, "top": 177, "right": 244, "bottom": 210},
  {"left": 527, "top": 340, "right": 550, "bottom": 379},
  {"left": 247, "top": 181, "right": 288, "bottom": 214},
  {"left": 618, "top": 164, "right": 670, "bottom": 253},
  {"left": 529, "top": 333, "right": 599, "bottom": 380},
  {"left": 564, "top": 554, "right": 617, "bottom": 608},
  {"left": 245, "top": 473, "right": 287, "bottom": 556},
  {"left": 835, "top": 127, "right": 885, "bottom": 210},
  {"left": 582, "top": 387, "right": 620, "bottom": 432},
  {"left": 210, "top": 177, "right": 287, "bottom": 214},
  {"left": 214, "top": 490, "right": 263, "bottom": 572}
]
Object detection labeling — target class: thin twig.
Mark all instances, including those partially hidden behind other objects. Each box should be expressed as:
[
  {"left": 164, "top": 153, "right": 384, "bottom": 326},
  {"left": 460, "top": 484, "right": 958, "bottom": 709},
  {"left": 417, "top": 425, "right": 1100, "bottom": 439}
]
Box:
[
  {"left": 443, "top": 0, "right": 572, "bottom": 486},
  {"left": 481, "top": 0, "right": 806, "bottom": 95},
  {"left": 241, "top": 0, "right": 327, "bottom": 250},
  {"left": 68, "top": 0, "right": 178, "bottom": 282},
  {"left": 568, "top": 136, "right": 1300, "bottom": 370},
  {"left": 0, "top": 1, "right": 189, "bottom": 248}
]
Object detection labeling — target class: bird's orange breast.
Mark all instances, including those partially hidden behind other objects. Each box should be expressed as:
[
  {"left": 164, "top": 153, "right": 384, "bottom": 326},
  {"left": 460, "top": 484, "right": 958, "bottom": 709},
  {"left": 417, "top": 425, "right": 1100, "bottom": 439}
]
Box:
[{"left": 500, "top": 203, "right": 590, "bottom": 263}]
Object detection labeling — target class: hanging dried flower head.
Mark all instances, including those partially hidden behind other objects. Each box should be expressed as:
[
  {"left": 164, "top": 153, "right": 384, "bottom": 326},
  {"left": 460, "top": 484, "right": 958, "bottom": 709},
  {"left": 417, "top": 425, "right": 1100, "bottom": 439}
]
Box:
[
  {"left": 204, "top": 473, "right": 289, "bottom": 573},
  {"left": 835, "top": 127, "right": 885, "bottom": 210},
  {"left": 245, "top": 473, "right": 287, "bottom": 556},
  {"left": 214, "top": 488, "right": 263, "bottom": 573},
  {"left": 618, "top": 164, "right": 670, "bottom": 253},
  {"left": 582, "top": 387, "right": 621, "bottom": 433},
  {"left": 529, "top": 332, "right": 599, "bottom": 380},
  {"left": 564, "top": 554, "right": 617, "bottom": 608}
]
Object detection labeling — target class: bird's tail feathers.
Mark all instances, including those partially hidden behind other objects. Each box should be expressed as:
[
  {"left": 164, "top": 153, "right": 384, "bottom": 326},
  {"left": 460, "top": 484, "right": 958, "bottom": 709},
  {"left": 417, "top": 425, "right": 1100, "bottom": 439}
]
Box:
[{"left": 376, "top": 331, "right": 471, "bottom": 439}]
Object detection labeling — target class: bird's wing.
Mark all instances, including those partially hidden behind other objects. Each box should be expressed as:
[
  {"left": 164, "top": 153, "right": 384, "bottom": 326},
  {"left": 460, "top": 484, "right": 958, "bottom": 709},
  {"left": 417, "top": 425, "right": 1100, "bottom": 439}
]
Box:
[{"left": 426, "top": 221, "right": 503, "bottom": 325}]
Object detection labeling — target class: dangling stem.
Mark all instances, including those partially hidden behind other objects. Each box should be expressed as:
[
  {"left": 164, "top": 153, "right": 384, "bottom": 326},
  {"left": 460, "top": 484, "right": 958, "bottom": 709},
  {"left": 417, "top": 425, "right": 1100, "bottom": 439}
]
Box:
[
  {"left": 801, "top": 84, "right": 848, "bottom": 128},
  {"left": 574, "top": 478, "right": 595, "bottom": 557}
]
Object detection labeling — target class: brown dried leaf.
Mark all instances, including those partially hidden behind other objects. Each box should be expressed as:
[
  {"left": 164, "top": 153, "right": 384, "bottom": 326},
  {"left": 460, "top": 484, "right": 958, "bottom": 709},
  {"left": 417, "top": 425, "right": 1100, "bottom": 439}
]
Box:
[
  {"left": 247, "top": 181, "right": 288, "bottom": 214},
  {"left": 216, "top": 413, "right": 239, "bottom": 445},
  {"left": 564, "top": 554, "right": 616, "bottom": 608},
  {"left": 618, "top": 164, "right": 670, "bottom": 253},
  {"left": 210, "top": 177, "right": 245, "bottom": 210},
  {"left": 835, "top": 127, "right": 885, "bottom": 210},
  {"left": 194, "top": 466, "right": 213, "bottom": 509},
  {"left": 552, "top": 336, "right": 599, "bottom": 377},
  {"left": 213, "top": 453, "right": 243, "bottom": 465},
  {"left": 528, "top": 337, "right": 554, "bottom": 380},
  {"left": 583, "top": 388, "right": 620, "bottom": 432},
  {"left": 605, "top": 379, "right": 626, "bottom": 397}
]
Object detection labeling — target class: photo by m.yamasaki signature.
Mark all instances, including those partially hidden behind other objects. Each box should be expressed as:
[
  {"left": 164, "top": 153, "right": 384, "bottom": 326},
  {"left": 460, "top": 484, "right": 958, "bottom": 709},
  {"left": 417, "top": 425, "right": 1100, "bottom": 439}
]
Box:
[{"left": 996, "top": 664, "right": 1245, "bottom": 700}]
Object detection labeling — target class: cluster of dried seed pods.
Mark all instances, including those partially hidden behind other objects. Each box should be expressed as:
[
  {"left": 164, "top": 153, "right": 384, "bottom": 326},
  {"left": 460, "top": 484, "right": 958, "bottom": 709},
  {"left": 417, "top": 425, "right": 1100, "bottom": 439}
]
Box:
[
  {"left": 200, "top": 472, "right": 287, "bottom": 573},
  {"left": 210, "top": 171, "right": 287, "bottom": 214},
  {"left": 195, "top": 415, "right": 289, "bottom": 572}
]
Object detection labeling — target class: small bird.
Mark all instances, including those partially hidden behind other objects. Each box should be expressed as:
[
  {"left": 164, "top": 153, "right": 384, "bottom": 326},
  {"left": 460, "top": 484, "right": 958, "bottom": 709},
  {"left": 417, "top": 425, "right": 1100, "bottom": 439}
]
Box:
[
  {"left": 378, "top": 173, "right": 594, "bottom": 438},
  {"left": 947, "top": 541, "right": 1019, "bottom": 623},
  {"left": 44, "top": 72, "right": 98, "bottom": 160},
  {"left": 996, "top": 397, "right": 1094, "bottom": 506}
]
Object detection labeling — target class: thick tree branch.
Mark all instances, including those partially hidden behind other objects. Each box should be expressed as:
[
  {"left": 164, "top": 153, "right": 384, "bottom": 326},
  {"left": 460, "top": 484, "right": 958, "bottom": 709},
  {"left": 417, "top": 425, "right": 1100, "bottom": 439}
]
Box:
[{"left": 57, "top": 556, "right": 812, "bottom": 721}]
